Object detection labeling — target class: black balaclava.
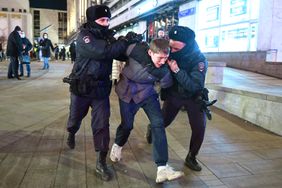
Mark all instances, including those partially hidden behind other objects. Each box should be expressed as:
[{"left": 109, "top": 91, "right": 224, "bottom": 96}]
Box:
[{"left": 169, "top": 26, "right": 198, "bottom": 61}]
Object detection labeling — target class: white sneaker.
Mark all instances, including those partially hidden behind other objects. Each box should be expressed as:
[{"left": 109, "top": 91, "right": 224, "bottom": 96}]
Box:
[
  {"left": 156, "top": 165, "right": 184, "bottom": 183},
  {"left": 110, "top": 143, "right": 122, "bottom": 162}
]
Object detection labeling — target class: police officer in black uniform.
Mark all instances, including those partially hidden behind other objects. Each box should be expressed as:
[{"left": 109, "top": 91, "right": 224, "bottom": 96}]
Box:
[
  {"left": 146, "top": 26, "right": 208, "bottom": 171},
  {"left": 165, "top": 26, "right": 208, "bottom": 171},
  {"left": 65, "top": 5, "right": 129, "bottom": 181}
]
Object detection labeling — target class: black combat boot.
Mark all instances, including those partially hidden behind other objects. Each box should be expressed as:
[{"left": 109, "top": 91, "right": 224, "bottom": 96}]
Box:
[
  {"left": 185, "top": 152, "right": 202, "bottom": 171},
  {"left": 67, "top": 133, "right": 75, "bottom": 149},
  {"left": 96, "top": 151, "right": 111, "bottom": 181},
  {"left": 145, "top": 124, "right": 152, "bottom": 144}
]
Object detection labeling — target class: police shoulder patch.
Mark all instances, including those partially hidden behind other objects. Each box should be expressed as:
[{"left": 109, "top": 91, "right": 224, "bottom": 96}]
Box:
[
  {"left": 83, "top": 36, "right": 90, "bottom": 43},
  {"left": 198, "top": 62, "right": 205, "bottom": 72}
]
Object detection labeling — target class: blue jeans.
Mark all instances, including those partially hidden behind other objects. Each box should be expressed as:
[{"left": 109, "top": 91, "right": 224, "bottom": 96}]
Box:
[
  {"left": 43, "top": 57, "right": 49, "bottom": 69},
  {"left": 115, "top": 94, "right": 168, "bottom": 166},
  {"left": 19, "top": 62, "right": 31, "bottom": 76}
]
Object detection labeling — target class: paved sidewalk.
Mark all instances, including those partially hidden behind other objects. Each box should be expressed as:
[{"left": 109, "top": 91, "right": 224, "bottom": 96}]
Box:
[
  {"left": 0, "top": 60, "right": 54, "bottom": 89},
  {"left": 0, "top": 61, "right": 281, "bottom": 188}
]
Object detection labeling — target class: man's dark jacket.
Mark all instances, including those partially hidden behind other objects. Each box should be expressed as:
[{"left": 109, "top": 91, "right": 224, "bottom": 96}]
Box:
[
  {"left": 22, "top": 37, "right": 32, "bottom": 56},
  {"left": 6, "top": 29, "right": 23, "bottom": 57},
  {"left": 116, "top": 43, "right": 172, "bottom": 104},
  {"left": 40, "top": 38, "right": 54, "bottom": 57},
  {"left": 69, "top": 41, "right": 76, "bottom": 60}
]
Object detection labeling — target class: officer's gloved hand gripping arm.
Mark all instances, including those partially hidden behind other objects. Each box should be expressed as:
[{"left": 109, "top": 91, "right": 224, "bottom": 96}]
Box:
[{"left": 77, "top": 34, "right": 128, "bottom": 60}]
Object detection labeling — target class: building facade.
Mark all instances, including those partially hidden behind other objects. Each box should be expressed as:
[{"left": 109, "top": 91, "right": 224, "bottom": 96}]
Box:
[
  {"left": 30, "top": 8, "right": 67, "bottom": 45},
  {"left": 109, "top": 0, "right": 184, "bottom": 41},
  {"left": 109, "top": 0, "right": 282, "bottom": 78},
  {"left": 0, "top": 0, "right": 68, "bottom": 50},
  {"left": 67, "top": 0, "right": 100, "bottom": 43},
  {"left": 66, "top": 0, "right": 281, "bottom": 78},
  {"left": 0, "top": 0, "right": 32, "bottom": 50},
  {"left": 178, "top": 0, "right": 282, "bottom": 78}
]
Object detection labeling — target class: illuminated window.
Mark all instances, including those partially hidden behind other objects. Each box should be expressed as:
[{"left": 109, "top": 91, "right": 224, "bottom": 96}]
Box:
[{"left": 196, "top": 0, "right": 260, "bottom": 52}]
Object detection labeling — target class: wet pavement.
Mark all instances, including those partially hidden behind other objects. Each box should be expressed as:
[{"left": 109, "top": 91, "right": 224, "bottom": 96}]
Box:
[{"left": 0, "top": 60, "right": 281, "bottom": 188}]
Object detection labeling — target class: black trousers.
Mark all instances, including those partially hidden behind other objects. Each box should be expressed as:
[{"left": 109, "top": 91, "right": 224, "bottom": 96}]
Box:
[
  {"left": 7, "top": 56, "right": 19, "bottom": 78},
  {"left": 67, "top": 93, "right": 110, "bottom": 152},
  {"left": 162, "top": 95, "right": 206, "bottom": 157}
]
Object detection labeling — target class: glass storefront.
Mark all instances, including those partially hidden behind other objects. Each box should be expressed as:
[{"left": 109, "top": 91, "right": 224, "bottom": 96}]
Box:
[
  {"left": 147, "top": 9, "right": 178, "bottom": 42},
  {"left": 196, "top": 0, "right": 260, "bottom": 52}
]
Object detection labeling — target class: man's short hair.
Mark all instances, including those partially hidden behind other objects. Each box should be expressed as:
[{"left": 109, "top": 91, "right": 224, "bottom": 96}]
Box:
[
  {"left": 149, "top": 38, "right": 170, "bottom": 54},
  {"left": 14, "top": 26, "right": 21, "bottom": 31}
]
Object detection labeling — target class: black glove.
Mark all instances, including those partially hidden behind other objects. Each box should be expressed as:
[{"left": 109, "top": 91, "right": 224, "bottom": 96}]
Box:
[{"left": 125, "top": 31, "right": 143, "bottom": 44}]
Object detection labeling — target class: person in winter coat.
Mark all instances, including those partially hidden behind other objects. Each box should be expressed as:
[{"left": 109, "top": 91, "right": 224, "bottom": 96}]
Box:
[
  {"left": 40, "top": 32, "right": 54, "bottom": 69},
  {"left": 69, "top": 40, "right": 76, "bottom": 63},
  {"left": 60, "top": 46, "right": 66, "bottom": 61},
  {"left": 53, "top": 43, "right": 59, "bottom": 61},
  {"left": 6, "top": 25, "right": 23, "bottom": 79},
  {"left": 19, "top": 31, "right": 33, "bottom": 77},
  {"left": 65, "top": 5, "right": 131, "bottom": 181},
  {"left": 0, "top": 42, "right": 3, "bottom": 61},
  {"left": 109, "top": 38, "right": 184, "bottom": 183},
  {"left": 33, "top": 40, "right": 39, "bottom": 60}
]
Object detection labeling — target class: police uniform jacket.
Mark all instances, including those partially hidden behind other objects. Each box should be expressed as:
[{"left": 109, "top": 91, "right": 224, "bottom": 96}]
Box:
[
  {"left": 162, "top": 41, "right": 208, "bottom": 99},
  {"left": 72, "top": 23, "right": 128, "bottom": 99},
  {"left": 115, "top": 43, "right": 172, "bottom": 104}
]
